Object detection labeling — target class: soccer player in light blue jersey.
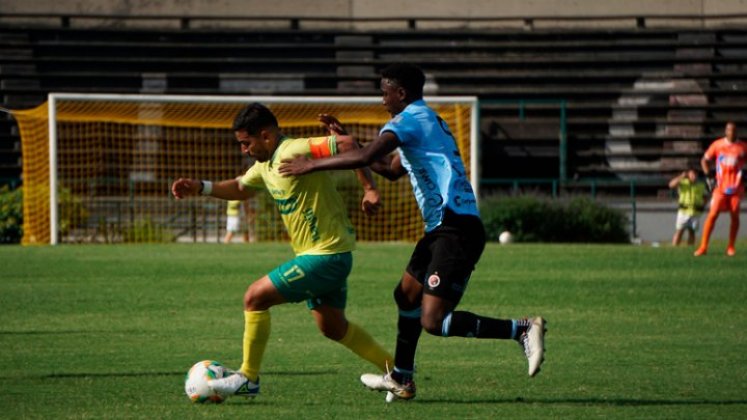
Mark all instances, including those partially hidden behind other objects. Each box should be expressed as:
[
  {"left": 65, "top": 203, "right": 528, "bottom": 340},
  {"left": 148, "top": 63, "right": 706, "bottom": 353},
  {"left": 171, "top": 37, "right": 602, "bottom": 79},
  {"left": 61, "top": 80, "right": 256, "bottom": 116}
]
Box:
[{"left": 280, "top": 63, "right": 546, "bottom": 401}]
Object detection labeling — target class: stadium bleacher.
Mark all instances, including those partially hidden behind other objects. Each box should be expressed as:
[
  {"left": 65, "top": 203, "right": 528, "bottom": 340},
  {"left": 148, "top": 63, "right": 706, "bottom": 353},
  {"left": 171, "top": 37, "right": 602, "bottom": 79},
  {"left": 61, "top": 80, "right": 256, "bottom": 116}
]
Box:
[{"left": 1, "top": 19, "right": 746, "bottom": 194}]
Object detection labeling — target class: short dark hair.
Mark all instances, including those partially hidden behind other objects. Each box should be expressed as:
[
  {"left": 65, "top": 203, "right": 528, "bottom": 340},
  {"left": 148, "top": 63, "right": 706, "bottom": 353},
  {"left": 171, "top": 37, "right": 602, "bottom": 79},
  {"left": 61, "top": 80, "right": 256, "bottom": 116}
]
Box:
[
  {"left": 381, "top": 63, "right": 425, "bottom": 100},
  {"left": 232, "top": 103, "right": 278, "bottom": 134},
  {"left": 726, "top": 120, "right": 737, "bottom": 127}
]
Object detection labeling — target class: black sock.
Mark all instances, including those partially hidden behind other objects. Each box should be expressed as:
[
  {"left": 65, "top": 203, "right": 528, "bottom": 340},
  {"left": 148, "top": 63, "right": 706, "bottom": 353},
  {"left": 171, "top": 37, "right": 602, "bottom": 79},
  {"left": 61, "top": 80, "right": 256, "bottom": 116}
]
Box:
[
  {"left": 444, "top": 311, "right": 515, "bottom": 339},
  {"left": 514, "top": 318, "right": 531, "bottom": 340},
  {"left": 392, "top": 313, "right": 422, "bottom": 382}
]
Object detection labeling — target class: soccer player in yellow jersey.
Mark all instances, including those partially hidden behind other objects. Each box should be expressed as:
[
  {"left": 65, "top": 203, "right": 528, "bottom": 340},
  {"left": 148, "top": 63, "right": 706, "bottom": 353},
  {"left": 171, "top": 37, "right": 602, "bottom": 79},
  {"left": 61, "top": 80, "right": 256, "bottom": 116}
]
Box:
[{"left": 171, "top": 103, "right": 393, "bottom": 399}]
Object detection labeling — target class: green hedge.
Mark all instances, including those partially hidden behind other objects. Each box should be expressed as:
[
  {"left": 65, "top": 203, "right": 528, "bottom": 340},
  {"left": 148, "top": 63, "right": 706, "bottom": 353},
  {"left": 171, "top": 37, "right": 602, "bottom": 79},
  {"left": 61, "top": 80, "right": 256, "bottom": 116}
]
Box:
[
  {"left": 122, "top": 218, "right": 175, "bottom": 243},
  {"left": 0, "top": 185, "right": 89, "bottom": 244},
  {"left": 480, "top": 195, "right": 629, "bottom": 243},
  {"left": 0, "top": 185, "right": 23, "bottom": 244}
]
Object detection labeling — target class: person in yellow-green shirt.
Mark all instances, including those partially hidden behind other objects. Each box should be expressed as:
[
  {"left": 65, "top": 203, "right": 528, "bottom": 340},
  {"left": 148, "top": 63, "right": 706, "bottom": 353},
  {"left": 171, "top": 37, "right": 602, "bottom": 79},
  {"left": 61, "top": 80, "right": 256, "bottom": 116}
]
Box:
[
  {"left": 170, "top": 103, "right": 393, "bottom": 399},
  {"left": 223, "top": 200, "right": 242, "bottom": 243},
  {"left": 668, "top": 168, "right": 708, "bottom": 246}
]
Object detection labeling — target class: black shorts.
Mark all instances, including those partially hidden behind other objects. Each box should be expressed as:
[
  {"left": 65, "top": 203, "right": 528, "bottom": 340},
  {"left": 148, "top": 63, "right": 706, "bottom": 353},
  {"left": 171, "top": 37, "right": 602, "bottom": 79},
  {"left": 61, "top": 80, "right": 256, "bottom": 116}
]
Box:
[{"left": 405, "top": 210, "right": 486, "bottom": 305}]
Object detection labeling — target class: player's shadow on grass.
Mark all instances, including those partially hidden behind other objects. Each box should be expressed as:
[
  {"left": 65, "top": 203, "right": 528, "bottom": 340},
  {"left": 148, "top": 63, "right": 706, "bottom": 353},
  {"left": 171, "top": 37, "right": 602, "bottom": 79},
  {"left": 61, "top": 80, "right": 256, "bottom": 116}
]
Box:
[
  {"left": 415, "top": 397, "right": 747, "bottom": 407},
  {"left": 0, "top": 330, "right": 133, "bottom": 335},
  {"left": 38, "top": 370, "right": 336, "bottom": 379}
]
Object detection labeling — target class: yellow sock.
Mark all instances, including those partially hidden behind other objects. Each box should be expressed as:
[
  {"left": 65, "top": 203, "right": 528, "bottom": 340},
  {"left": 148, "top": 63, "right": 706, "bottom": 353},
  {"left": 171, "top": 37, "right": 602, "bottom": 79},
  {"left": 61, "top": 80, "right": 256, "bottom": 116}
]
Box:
[
  {"left": 338, "top": 322, "right": 393, "bottom": 372},
  {"left": 238, "top": 310, "right": 271, "bottom": 382}
]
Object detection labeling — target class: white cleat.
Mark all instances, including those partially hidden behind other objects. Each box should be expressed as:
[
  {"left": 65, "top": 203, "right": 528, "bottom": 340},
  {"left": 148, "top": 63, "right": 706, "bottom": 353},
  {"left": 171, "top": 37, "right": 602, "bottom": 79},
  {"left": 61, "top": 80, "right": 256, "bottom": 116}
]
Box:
[
  {"left": 208, "top": 372, "right": 260, "bottom": 398},
  {"left": 519, "top": 317, "right": 546, "bottom": 377},
  {"left": 360, "top": 372, "right": 416, "bottom": 401}
]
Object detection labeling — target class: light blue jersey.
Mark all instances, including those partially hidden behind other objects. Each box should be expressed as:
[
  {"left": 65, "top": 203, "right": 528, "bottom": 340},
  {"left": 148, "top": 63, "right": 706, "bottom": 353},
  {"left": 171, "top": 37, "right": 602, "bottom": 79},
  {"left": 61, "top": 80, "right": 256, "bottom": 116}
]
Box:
[{"left": 380, "top": 100, "right": 479, "bottom": 232}]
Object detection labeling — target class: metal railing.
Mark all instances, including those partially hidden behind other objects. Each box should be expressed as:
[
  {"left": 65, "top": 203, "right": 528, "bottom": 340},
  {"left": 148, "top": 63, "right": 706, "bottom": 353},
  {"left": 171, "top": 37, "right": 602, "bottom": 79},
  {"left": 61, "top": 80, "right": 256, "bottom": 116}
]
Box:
[{"left": 481, "top": 99, "right": 568, "bottom": 182}]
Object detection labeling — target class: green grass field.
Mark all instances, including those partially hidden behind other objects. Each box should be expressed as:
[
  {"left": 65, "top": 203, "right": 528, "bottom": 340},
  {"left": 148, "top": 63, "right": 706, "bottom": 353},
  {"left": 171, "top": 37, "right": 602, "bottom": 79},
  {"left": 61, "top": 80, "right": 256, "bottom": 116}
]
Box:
[{"left": 1, "top": 242, "right": 746, "bottom": 419}]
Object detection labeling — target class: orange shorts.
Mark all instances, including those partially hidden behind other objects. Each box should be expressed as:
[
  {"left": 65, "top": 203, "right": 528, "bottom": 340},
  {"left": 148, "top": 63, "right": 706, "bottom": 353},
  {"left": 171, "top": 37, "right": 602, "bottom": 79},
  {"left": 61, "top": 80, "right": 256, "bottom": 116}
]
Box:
[{"left": 710, "top": 191, "right": 742, "bottom": 213}]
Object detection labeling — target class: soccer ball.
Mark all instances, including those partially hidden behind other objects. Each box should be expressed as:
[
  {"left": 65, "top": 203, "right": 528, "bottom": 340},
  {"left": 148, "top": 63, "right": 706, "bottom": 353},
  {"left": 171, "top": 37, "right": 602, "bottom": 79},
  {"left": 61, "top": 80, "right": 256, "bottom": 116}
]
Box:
[
  {"left": 499, "top": 231, "right": 514, "bottom": 244},
  {"left": 184, "top": 360, "right": 228, "bottom": 403}
]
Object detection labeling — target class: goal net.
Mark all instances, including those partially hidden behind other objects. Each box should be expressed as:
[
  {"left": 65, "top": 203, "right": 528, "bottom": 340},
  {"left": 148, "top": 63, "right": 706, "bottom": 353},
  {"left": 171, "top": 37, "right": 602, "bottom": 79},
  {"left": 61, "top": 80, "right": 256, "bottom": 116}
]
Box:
[{"left": 13, "top": 94, "right": 478, "bottom": 245}]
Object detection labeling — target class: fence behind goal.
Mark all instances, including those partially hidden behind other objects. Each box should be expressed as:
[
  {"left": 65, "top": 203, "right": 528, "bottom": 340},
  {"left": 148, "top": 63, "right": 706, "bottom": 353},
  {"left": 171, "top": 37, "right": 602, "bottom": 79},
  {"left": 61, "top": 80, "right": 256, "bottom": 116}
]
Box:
[{"left": 13, "top": 94, "right": 478, "bottom": 245}]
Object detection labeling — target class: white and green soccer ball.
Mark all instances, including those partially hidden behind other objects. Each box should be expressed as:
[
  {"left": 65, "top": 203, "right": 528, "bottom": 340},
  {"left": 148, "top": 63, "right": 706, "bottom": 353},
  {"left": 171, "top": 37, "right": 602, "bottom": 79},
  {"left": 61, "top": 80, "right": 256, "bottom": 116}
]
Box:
[{"left": 184, "top": 360, "right": 227, "bottom": 403}]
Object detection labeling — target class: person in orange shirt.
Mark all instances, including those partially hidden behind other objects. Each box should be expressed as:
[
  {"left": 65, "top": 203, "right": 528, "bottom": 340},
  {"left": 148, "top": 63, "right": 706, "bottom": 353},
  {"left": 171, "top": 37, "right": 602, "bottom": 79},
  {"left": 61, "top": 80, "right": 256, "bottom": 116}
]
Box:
[{"left": 694, "top": 121, "right": 747, "bottom": 257}]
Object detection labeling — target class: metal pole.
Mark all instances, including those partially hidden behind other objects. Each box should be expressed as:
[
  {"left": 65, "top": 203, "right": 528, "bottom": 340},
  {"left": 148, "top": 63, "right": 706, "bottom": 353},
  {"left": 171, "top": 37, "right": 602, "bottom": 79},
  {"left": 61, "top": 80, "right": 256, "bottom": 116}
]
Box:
[
  {"left": 129, "top": 179, "right": 135, "bottom": 230},
  {"left": 216, "top": 205, "right": 221, "bottom": 244},
  {"left": 552, "top": 179, "right": 558, "bottom": 199},
  {"left": 559, "top": 100, "right": 568, "bottom": 183},
  {"left": 191, "top": 203, "right": 197, "bottom": 243},
  {"left": 630, "top": 180, "right": 637, "bottom": 238},
  {"left": 202, "top": 205, "right": 207, "bottom": 243}
]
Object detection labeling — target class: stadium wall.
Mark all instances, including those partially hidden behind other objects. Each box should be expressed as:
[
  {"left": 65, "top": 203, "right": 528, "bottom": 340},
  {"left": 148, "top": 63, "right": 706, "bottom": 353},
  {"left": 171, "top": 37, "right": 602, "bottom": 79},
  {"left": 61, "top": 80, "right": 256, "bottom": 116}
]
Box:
[
  {"left": 2, "top": 0, "right": 747, "bottom": 28},
  {"left": 630, "top": 205, "right": 747, "bottom": 243}
]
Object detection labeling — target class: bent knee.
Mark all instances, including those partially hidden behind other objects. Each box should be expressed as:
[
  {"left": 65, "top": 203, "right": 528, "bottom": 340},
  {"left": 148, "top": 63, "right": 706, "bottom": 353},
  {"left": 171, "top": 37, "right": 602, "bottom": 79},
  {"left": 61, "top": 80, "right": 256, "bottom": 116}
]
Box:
[
  {"left": 317, "top": 321, "right": 347, "bottom": 341},
  {"left": 393, "top": 284, "right": 420, "bottom": 311},
  {"left": 243, "top": 289, "right": 257, "bottom": 309},
  {"left": 320, "top": 326, "right": 346, "bottom": 341},
  {"left": 243, "top": 286, "right": 270, "bottom": 311},
  {"left": 421, "top": 315, "right": 444, "bottom": 336}
]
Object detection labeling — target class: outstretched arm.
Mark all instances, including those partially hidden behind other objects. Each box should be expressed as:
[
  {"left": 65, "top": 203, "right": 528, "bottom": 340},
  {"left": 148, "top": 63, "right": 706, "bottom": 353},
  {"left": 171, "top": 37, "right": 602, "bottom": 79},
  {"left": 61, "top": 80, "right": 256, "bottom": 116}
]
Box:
[
  {"left": 336, "top": 135, "right": 381, "bottom": 216},
  {"left": 280, "top": 130, "right": 401, "bottom": 176},
  {"left": 171, "top": 177, "right": 253, "bottom": 201},
  {"left": 320, "top": 114, "right": 381, "bottom": 215},
  {"left": 370, "top": 152, "right": 407, "bottom": 181},
  {"left": 338, "top": 137, "right": 379, "bottom": 190}
]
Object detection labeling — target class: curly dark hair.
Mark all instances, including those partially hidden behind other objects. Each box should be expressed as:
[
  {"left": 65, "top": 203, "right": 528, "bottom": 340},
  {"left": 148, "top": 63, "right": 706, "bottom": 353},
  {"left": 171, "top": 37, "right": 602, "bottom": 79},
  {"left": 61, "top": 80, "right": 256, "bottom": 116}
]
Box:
[{"left": 381, "top": 63, "right": 426, "bottom": 100}]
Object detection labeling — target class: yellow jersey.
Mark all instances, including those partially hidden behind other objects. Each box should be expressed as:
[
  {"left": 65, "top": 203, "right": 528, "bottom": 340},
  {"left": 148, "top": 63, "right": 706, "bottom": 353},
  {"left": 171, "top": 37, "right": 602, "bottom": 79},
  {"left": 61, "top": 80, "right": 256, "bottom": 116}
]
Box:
[
  {"left": 226, "top": 200, "right": 241, "bottom": 216},
  {"left": 678, "top": 179, "right": 707, "bottom": 216},
  {"left": 239, "top": 136, "right": 355, "bottom": 256}
]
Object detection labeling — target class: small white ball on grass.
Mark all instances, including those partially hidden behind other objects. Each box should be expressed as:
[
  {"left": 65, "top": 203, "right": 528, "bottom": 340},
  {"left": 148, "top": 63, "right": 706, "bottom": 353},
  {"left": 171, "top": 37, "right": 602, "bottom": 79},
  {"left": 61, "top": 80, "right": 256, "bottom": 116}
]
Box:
[{"left": 499, "top": 231, "right": 513, "bottom": 245}]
